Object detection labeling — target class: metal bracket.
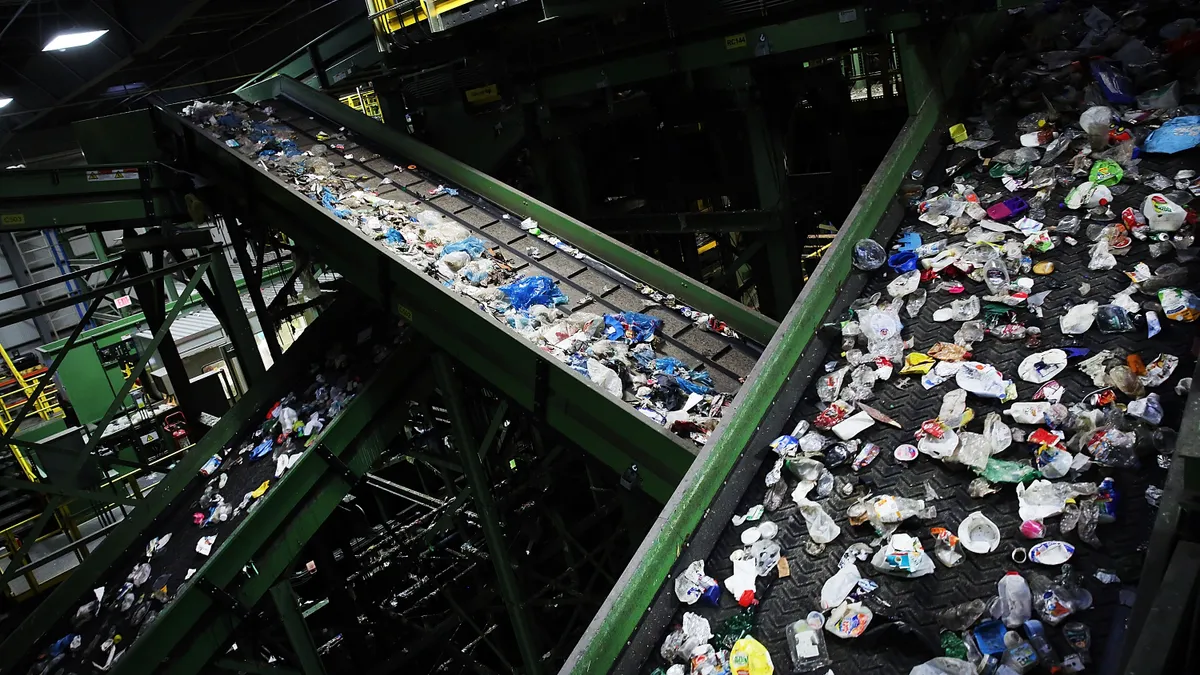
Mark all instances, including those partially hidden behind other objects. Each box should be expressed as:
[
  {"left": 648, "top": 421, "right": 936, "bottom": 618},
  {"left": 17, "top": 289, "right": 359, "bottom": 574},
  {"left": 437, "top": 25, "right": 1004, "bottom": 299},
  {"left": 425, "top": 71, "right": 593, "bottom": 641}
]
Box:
[
  {"left": 532, "top": 359, "right": 549, "bottom": 420},
  {"left": 313, "top": 444, "right": 359, "bottom": 484},
  {"left": 139, "top": 165, "right": 157, "bottom": 225},
  {"left": 197, "top": 578, "right": 252, "bottom": 621}
]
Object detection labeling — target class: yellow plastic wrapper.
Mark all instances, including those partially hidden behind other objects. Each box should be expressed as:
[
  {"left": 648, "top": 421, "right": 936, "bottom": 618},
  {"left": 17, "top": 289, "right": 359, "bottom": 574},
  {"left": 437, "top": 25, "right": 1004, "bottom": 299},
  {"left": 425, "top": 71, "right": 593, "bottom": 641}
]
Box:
[
  {"left": 729, "top": 636, "right": 774, "bottom": 675},
  {"left": 900, "top": 352, "right": 935, "bottom": 375}
]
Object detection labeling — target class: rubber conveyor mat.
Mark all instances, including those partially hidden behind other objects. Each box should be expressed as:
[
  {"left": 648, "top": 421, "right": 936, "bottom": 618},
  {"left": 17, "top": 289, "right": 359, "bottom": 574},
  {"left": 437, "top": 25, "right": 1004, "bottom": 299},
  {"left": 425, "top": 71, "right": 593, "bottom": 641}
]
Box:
[
  {"left": 158, "top": 96, "right": 761, "bottom": 500},
  {"left": 4, "top": 304, "right": 408, "bottom": 675},
  {"left": 628, "top": 119, "right": 1200, "bottom": 675}
]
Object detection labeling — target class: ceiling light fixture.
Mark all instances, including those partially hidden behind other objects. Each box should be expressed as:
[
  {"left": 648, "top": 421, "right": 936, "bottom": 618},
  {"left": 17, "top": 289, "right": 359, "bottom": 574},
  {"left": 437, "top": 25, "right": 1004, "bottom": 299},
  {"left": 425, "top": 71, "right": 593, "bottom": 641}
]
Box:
[
  {"left": 43, "top": 29, "right": 108, "bottom": 51},
  {"left": 0, "top": 97, "right": 12, "bottom": 109}
]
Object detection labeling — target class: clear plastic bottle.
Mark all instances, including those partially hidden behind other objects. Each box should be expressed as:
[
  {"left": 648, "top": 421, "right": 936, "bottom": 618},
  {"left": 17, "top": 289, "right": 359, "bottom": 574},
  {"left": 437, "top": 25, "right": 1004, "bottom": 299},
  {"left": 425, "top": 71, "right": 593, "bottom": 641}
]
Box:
[
  {"left": 997, "top": 571, "right": 1033, "bottom": 628},
  {"left": 984, "top": 253, "right": 1010, "bottom": 294}
]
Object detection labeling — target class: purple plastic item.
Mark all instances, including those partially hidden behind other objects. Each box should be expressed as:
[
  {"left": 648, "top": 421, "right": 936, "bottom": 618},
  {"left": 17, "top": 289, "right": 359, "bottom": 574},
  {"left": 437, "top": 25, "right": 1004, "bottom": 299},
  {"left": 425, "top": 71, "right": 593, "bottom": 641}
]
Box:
[{"left": 986, "top": 196, "right": 1029, "bottom": 221}]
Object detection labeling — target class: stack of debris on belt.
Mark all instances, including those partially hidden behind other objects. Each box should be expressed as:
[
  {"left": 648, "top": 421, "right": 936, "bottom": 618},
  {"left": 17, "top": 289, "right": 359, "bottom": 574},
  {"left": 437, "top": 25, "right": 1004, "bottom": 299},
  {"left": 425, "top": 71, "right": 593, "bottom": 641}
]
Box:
[{"left": 656, "top": 2, "right": 1200, "bottom": 674}]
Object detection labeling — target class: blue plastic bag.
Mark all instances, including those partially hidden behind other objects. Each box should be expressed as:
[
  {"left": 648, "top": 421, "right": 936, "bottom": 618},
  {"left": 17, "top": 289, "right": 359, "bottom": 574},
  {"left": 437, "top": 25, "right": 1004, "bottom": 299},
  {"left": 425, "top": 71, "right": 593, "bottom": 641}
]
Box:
[
  {"left": 654, "top": 357, "right": 688, "bottom": 375},
  {"left": 1145, "top": 116, "right": 1200, "bottom": 154},
  {"left": 604, "top": 312, "right": 663, "bottom": 344},
  {"left": 250, "top": 437, "right": 273, "bottom": 461},
  {"left": 1090, "top": 61, "right": 1135, "bottom": 104},
  {"left": 500, "top": 276, "right": 568, "bottom": 310},
  {"left": 442, "top": 236, "right": 485, "bottom": 259},
  {"left": 319, "top": 187, "right": 351, "bottom": 219},
  {"left": 385, "top": 228, "right": 405, "bottom": 245}
]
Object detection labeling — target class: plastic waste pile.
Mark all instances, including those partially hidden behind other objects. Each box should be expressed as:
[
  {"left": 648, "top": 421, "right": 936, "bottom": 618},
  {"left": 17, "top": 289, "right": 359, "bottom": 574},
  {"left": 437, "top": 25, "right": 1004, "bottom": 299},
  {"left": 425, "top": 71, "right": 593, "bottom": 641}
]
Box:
[
  {"left": 657, "top": 3, "right": 1194, "bottom": 673},
  {"left": 179, "top": 101, "right": 740, "bottom": 445},
  {"left": 23, "top": 334, "right": 396, "bottom": 675}
]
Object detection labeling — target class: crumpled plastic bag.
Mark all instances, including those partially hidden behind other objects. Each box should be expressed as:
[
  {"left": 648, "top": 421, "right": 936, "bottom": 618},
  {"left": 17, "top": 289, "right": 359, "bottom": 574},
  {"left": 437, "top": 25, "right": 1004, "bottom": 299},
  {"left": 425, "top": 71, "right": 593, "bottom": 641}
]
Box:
[
  {"left": 603, "top": 311, "right": 663, "bottom": 343},
  {"left": 1018, "top": 480, "right": 1097, "bottom": 522},
  {"left": 729, "top": 636, "right": 774, "bottom": 675},
  {"left": 661, "top": 612, "right": 713, "bottom": 662},
  {"left": 821, "top": 562, "right": 861, "bottom": 610},
  {"left": 586, "top": 359, "right": 622, "bottom": 397},
  {"left": 795, "top": 497, "right": 841, "bottom": 544},
  {"left": 910, "top": 658, "right": 976, "bottom": 675},
  {"left": 1060, "top": 302, "right": 1098, "bottom": 334},
  {"left": 1145, "top": 116, "right": 1200, "bottom": 154},
  {"left": 500, "top": 276, "right": 568, "bottom": 310}
]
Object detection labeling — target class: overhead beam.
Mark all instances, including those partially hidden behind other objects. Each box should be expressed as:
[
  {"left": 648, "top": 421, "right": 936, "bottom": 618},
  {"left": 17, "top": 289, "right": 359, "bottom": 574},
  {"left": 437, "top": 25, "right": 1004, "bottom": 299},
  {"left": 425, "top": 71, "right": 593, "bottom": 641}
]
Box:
[
  {"left": 537, "top": 7, "right": 922, "bottom": 100},
  {"left": 586, "top": 210, "right": 775, "bottom": 235}
]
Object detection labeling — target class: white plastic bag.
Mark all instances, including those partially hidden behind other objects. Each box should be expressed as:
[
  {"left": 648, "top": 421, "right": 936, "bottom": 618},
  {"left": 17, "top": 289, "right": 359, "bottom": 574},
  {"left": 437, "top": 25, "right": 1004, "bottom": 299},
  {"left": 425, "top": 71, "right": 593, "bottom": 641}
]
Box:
[
  {"left": 820, "top": 562, "right": 861, "bottom": 610},
  {"left": 796, "top": 497, "right": 841, "bottom": 544}
]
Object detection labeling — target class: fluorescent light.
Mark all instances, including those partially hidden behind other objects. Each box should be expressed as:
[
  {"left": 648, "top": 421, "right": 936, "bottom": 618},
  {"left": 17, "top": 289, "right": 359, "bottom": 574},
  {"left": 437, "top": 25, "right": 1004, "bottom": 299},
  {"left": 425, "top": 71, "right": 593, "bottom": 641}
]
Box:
[
  {"left": 0, "top": 97, "right": 12, "bottom": 109},
  {"left": 43, "top": 29, "right": 108, "bottom": 51},
  {"left": 105, "top": 82, "right": 146, "bottom": 96}
]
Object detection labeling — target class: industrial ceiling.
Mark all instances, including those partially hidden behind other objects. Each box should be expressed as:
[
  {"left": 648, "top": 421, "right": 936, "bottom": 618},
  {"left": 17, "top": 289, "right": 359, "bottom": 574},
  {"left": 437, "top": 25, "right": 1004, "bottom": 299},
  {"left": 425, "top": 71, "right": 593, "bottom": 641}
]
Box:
[{"left": 0, "top": 0, "right": 362, "bottom": 164}]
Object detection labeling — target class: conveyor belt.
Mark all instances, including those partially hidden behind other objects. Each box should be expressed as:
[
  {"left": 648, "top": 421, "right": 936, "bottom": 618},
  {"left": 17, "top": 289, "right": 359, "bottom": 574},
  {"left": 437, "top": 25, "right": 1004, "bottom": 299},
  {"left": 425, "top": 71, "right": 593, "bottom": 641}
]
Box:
[
  {"left": 1, "top": 301, "right": 408, "bottom": 675},
  {"left": 625, "top": 62, "right": 1200, "bottom": 675},
  {"left": 261, "top": 100, "right": 758, "bottom": 396},
  {"left": 152, "top": 85, "right": 766, "bottom": 500}
]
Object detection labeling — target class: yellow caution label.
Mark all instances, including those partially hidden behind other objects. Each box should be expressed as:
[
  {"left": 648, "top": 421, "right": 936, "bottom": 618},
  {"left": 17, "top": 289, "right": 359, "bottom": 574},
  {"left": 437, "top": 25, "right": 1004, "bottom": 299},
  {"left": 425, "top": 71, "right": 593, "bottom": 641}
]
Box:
[
  {"left": 396, "top": 303, "right": 413, "bottom": 321},
  {"left": 1, "top": 213, "right": 25, "bottom": 226},
  {"left": 725, "top": 33, "right": 747, "bottom": 49},
  {"left": 464, "top": 84, "right": 501, "bottom": 104}
]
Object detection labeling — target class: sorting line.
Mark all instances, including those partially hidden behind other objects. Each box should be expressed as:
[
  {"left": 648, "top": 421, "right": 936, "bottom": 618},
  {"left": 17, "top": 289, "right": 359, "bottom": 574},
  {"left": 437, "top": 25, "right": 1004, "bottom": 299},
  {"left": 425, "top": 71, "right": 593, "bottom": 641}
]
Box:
[{"left": 255, "top": 100, "right": 752, "bottom": 385}]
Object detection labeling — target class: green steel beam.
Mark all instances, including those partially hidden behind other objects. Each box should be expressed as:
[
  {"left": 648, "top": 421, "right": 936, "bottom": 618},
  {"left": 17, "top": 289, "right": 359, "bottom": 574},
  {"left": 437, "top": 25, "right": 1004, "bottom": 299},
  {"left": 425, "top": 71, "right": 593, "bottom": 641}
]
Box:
[
  {"left": 214, "top": 659, "right": 302, "bottom": 675},
  {"left": 207, "top": 250, "right": 267, "bottom": 387},
  {"left": 0, "top": 164, "right": 178, "bottom": 231},
  {"left": 238, "top": 15, "right": 379, "bottom": 92},
  {"left": 0, "top": 164, "right": 167, "bottom": 199},
  {"left": 269, "top": 582, "right": 328, "bottom": 675},
  {"left": 108, "top": 341, "right": 426, "bottom": 675},
  {"left": 433, "top": 354, "right": 542, "bottom": 675},
  {"left": 560, "top": 13, "right": 1008, "bottom": 672},
  {"left": 153, "top": 106, "right": 693, "bottom": 503},
  {"left": 234, "top": 75, "right": 777, "bottom": 346},
  {"left": 0, "top": 475, "right": 137, "bottom": 506},
  {"left": 0, "top": 259, "right": 213, "bottom": 588},
  {"left": 0, "top": 300, "right": 367, "bottom": 672},
  {"left": 37, "top": 260, "right": 294, "bottom": 354},
  {"left": 537, "top": 7, "right": 922, "bottom": 101},
  {"left": 585, "top": 210, "right": 775, "bottom": 235}
]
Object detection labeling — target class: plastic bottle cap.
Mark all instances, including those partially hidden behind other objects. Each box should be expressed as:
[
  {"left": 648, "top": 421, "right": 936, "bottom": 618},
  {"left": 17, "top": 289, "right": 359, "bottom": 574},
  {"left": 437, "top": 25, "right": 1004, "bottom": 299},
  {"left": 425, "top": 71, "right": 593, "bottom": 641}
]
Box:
[{"left": 1099, "top": 199, "right": 1108, "bottom": 206}]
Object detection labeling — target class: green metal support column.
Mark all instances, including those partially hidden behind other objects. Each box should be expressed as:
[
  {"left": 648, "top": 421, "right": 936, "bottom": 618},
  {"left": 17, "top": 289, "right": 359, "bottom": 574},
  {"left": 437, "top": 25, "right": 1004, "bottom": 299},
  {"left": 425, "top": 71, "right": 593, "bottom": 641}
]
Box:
[
  {"left": 270, "top": 582, "right": 328, "bottom": 675},
  {"left": 432, "top": 353, "right": 542, "bottom": 675},
  {"left": 0, "top": 299, "right": 367, "bottom": 672},
  {"left": 207, "top": 250, "right": 267, "bottom": 386},
  {"left": 744, "top": 103, "right": 800, "bottom": 319}
]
